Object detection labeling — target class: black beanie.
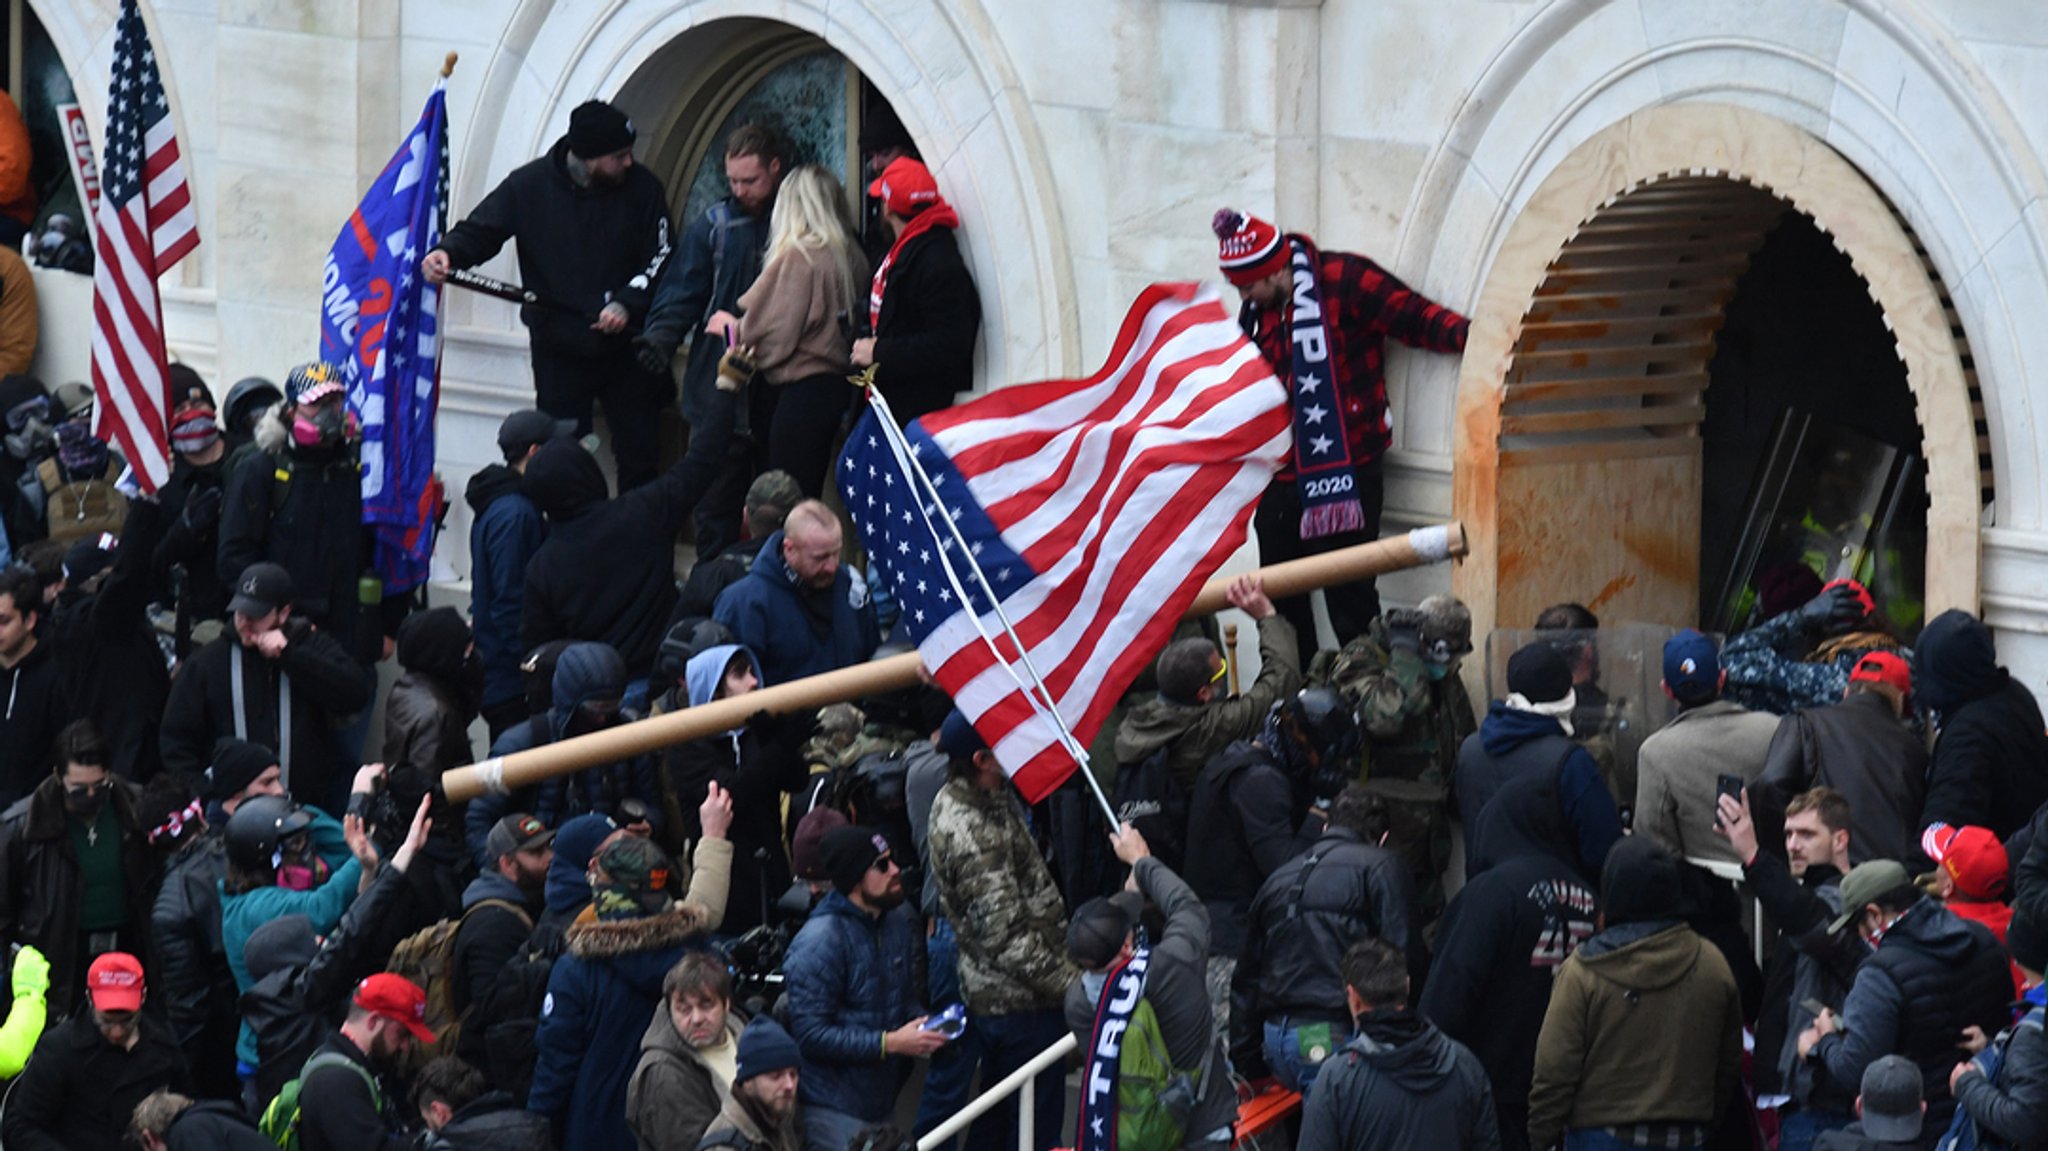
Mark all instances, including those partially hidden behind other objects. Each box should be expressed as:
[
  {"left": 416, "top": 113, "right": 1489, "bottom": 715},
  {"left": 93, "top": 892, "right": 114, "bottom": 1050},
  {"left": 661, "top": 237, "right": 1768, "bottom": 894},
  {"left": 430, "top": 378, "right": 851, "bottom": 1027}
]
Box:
[
  {"left": 567, "top": 100, "right": 634, "bottom": 159},
  {"left": 820, "top": 825, "right": 891, "bottom": 895},
  {"left": 1600, "top": 836, "right": 1687, "bottom": 927},
  {"left": 1066, "top": 897, "right": 1134, "bottom": 970},
  {"left": 208, "top": 738, "right": 278, "bottom": 802},
  {"left": 2008, "top": 905, "right": 2048, "bottom": 975},
  {"left": 1507, "top": 643, "right": 1573, "bottom": 703}
]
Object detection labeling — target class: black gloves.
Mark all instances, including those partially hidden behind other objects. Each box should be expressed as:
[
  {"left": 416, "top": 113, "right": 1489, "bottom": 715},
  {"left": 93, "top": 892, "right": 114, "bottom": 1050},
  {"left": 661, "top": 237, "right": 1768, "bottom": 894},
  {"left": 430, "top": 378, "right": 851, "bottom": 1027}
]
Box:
[
  {"left": 1796, "top": 583, "right": 1867, "bottom": 634},
  {"left": 633, "top": 336, "right": 674, "bottom": 378},
  {"left": 181, "top": 485, "right": 223, "bottom": 533}
]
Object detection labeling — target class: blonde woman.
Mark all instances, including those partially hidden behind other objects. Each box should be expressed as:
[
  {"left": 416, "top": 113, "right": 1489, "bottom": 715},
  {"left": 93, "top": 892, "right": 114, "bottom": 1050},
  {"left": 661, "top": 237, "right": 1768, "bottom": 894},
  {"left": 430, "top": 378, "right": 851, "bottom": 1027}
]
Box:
[{"left": 706, "top": 164, "right": 868, "bottom": 497}]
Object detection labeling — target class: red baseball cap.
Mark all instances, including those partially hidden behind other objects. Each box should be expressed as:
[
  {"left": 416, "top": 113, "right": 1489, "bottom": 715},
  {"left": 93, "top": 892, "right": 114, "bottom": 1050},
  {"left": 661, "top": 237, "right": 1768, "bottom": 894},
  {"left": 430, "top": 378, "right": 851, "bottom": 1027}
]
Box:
[
  {"left": 1849, "top": 651, "right": 1912, "bottom": 696},
  {"left": 1921, "top": 822, "right": 2009, "bottom": 900},
  {"left": 87, "top": 952, "right": 145, "bottom": 1013},
  {"left": 867, "top": 157, "right": 940, "bottom": 217},
  {"left": 352, "top": 973, "right": 436, "bottom": 1043}
]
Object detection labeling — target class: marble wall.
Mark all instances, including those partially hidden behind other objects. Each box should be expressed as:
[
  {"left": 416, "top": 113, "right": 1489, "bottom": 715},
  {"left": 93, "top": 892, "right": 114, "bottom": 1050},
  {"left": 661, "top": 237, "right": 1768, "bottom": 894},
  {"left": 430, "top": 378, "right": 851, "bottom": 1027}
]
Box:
[{"left": 34, "top": 0, "right": 2048, "bottom": 683}]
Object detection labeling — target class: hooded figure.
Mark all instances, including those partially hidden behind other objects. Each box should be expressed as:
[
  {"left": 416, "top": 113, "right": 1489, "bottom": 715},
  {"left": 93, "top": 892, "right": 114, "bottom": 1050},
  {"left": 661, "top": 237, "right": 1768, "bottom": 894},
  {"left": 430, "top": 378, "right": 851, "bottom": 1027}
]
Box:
[
  {"left": 517, "top": 387, "right": 737, "bottom": 681},
  {"left": 49, "top": 497, "right": 171, "bottom": 781},
  {"left": 656, "top": 644, "right": 804, "bottom": 935},
  {"left": 237, "top": 863, "right": 413, "bottom": 1106},
  {"left": 1527, "top": 838, "right": 1743, "bottom": 1151},
  {"left": 1914, "top": 610, "right": 2048, "bottom": 839},
  {"left": 382, "top": 606, "right": 481, "bottom": 890},
  {"left": 462, "top": 642, "right": 661, "bottom": 869}
]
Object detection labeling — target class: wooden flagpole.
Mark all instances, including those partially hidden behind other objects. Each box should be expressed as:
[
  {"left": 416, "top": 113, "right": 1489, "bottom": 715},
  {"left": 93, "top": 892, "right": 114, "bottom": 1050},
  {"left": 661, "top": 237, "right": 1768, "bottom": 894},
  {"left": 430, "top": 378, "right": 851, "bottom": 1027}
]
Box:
[{"left": 442, "top": 522, "right": 1466, "bottom": 803}]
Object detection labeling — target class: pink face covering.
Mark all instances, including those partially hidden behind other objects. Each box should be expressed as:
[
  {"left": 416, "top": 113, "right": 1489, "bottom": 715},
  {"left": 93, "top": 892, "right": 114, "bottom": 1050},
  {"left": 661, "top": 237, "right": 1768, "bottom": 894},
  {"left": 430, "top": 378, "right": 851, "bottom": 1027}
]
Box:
[{"left": 275, "top": 856, "right": 330, "bottom": 892}]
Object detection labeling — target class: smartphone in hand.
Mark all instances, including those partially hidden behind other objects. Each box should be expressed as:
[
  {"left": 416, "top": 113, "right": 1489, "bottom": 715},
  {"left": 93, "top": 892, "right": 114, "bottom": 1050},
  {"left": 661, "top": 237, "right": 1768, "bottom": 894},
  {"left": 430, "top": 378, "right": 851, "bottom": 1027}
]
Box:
[{"left": 1713, "top": 773, "right": 1745, "bottom": 827}]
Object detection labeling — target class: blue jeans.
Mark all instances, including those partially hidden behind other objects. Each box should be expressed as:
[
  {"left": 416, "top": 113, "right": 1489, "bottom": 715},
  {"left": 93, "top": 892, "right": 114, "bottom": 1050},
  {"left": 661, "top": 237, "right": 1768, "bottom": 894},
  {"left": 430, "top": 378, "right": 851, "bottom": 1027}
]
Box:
[
  {"left": 1263, "top": 1017, "right": 1352, "bottom": 1097},
  {"left": 914, "top": 1005, "right": 1068, "bottom": 1151},
  {"left": 1564, "top": 1131, "right": 1702, "bottom": 1151},
  {"left": 1777, "top": 1107, "right": 1854, "bottom": 1151}
]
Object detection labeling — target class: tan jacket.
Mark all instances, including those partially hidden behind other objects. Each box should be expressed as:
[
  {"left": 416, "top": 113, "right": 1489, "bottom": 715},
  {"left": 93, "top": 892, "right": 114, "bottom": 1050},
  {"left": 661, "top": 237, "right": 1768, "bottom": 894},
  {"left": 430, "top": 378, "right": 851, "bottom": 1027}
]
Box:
[
  {"left": 736, "top": 246, "right": 856, "bottom": 384},
  {"left": 1634, "top": 698, "right": 1779, "bottom": 865}
]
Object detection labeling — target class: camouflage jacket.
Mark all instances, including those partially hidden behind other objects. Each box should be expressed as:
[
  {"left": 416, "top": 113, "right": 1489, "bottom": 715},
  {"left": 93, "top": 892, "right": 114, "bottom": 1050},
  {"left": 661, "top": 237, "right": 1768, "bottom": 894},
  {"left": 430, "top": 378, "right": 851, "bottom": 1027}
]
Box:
[
  {"left": 927, "top": 776, "right": 1076, "bottom": 1014},
  {"left": 1723, "top": 613, "right": 1911, "bottom": 716},
  {"left": 1315, "top": 626, "right": 1476, "bottom": 792}
]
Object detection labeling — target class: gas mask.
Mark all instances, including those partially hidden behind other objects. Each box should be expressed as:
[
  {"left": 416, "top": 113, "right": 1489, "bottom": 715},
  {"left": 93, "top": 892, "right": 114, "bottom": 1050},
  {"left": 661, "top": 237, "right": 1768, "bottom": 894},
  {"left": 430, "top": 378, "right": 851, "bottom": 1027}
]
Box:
[
  {"left": 5, "top": 397, "right": 53, "bottom": 461},
  {"left": 272, "top": 832, "right": 330, "bottom": 891},
  {"left": 290, "top": 405, "right": 358, "bottom": 450}
]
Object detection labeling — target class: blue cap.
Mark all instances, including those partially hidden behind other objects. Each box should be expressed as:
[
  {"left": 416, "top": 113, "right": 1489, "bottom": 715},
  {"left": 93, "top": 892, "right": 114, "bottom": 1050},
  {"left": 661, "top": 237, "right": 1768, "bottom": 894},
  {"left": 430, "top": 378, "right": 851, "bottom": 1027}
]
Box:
[
  {"left": 937, "top": 709, "right": 988, "bottom": 760},
  {"left": 1662, "top": 628, "right": 1721, "bottom": 705}
]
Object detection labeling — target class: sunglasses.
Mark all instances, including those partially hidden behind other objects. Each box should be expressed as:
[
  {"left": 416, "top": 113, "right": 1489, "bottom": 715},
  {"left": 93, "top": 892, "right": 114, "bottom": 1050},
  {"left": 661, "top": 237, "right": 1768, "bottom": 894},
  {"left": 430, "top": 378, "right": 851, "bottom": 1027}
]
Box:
[{"left": 870, "top": 854, "right": 899, "bottom": 874}]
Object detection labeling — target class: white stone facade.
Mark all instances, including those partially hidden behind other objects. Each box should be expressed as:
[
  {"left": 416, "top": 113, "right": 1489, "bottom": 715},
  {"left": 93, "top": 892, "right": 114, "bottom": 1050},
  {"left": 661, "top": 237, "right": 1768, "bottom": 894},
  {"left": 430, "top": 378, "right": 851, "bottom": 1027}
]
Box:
[{"left": 35, "top": 0, "right": 2048, "bottom": 683}]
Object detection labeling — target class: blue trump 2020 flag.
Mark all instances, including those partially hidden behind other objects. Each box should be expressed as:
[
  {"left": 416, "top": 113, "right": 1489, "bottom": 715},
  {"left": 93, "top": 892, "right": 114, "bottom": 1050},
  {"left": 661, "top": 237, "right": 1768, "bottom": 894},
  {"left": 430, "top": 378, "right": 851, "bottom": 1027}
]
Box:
[{"left": 320, "top": 80, "right": 450, "bottom": 593}]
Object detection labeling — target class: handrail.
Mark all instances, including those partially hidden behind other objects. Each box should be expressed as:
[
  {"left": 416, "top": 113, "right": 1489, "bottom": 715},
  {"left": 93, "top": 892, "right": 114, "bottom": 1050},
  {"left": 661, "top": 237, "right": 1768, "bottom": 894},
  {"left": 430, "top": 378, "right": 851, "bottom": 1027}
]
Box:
[{"left": 916, "top": 1032, "right": 1078, "bottom": 1151}]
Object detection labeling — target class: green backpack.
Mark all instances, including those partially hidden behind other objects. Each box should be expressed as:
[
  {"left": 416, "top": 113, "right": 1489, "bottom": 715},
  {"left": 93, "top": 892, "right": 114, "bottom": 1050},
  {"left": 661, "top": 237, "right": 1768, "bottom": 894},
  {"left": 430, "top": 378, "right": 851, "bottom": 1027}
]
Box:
[
  {"left": 258, "top": 1051, "right": 382, "bottom": 1150},
  {"left": 1115, "top": 998, "right": 1216, "bottom": 1151}
]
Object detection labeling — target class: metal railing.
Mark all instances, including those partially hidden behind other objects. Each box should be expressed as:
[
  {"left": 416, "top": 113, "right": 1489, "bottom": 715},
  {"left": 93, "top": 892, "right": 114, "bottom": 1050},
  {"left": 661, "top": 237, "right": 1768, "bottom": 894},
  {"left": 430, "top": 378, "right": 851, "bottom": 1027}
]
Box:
[{"left": 915, "top": 1032, "right": 1078, "bottom": 1151}]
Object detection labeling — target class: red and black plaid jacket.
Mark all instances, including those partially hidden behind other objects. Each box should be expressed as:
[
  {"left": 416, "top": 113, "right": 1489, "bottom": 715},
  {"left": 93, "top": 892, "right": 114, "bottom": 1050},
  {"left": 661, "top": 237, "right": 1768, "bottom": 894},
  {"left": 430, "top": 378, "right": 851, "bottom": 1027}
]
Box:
[{"left": 1244, "top": 238, "right": 1468, "bottom": 477}]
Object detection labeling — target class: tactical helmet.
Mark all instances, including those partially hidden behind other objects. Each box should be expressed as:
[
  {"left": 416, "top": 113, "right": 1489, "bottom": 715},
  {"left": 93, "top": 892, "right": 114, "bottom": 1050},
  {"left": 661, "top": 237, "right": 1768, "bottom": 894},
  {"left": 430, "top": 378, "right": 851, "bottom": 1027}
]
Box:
[
  {"left": 224, "top": 794, "right": 315, "bottom": 873},
  {"left": 1415, "top": 595, "right": 1474, "bottom": 664},
  {"left": 1282, "top": 686, "right": 1363, "bottom": 766},
  {"left": 222, "top": 376, "right": 283, "bottom": 434}
]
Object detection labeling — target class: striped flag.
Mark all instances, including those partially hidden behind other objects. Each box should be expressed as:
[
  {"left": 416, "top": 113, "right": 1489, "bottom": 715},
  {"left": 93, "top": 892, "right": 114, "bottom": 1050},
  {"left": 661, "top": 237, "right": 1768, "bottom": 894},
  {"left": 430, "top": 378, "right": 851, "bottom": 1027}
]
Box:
[
  {"left": 88, "top": 0, "right": 198, "bottom": 494},
  {"left": 837, "top": 282, "right": 1290, "bottom": 801}
]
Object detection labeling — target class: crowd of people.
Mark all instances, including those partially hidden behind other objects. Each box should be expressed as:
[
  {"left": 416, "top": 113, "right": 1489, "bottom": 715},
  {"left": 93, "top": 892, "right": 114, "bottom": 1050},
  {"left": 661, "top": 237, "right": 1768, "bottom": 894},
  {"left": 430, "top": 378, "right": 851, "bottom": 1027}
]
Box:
[{"left": 0, "top": 92, "right": 2039, "bottom": 1151}]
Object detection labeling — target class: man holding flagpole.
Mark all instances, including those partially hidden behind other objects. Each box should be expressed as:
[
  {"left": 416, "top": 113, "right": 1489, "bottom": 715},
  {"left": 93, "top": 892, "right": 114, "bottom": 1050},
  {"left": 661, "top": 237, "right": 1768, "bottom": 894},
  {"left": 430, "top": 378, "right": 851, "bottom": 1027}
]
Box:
[
  {"left": 89, "top": 0, "right": 200, "bottom": 495},
  {"left": 1212, "top": 208, "right": 1468, "bottom": 664}
]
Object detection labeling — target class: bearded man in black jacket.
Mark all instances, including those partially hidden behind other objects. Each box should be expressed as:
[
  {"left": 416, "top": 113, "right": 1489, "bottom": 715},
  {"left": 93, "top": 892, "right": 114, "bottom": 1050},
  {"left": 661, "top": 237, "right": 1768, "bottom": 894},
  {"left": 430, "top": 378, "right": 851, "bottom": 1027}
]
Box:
[{"left": 423, "top": 99, "right": 672, "bottom": 491}]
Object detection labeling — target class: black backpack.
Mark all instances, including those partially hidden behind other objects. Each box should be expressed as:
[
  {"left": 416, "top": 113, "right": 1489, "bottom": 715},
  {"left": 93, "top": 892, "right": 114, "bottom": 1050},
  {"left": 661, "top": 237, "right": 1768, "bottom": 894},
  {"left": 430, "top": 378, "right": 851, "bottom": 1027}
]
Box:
[{"left": 1113, "top": 742, "right": 1189, "bottom": 873}]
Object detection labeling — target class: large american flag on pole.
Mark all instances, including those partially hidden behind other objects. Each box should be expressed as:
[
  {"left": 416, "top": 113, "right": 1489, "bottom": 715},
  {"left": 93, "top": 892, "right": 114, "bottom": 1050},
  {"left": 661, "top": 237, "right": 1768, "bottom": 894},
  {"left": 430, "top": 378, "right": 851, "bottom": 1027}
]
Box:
[
  {"left": 838, "top": 282, "right": 1290, "bottom": 801},
  {"left": 89, "top": 0, "right": 198, "bottom": 494}
]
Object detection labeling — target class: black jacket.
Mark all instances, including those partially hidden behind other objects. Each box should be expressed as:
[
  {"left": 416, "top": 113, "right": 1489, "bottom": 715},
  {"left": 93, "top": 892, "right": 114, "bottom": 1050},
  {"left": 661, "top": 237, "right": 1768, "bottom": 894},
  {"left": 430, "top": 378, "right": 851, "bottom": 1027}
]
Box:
[
  {"left": 1455, "top": 704, "right": 1620, "bottom": 879},
  {"left": 1741, "top": 852, "right": 1864, "bottom": 1108},
  {"left": 1234, "top": 827, "right": 1424, "bottom": 1051},
  {"left": 240, "top": 865, "right": 413, "bottom": 1107},
  {"left": 450, "top": 871, "right": 540, "bottom": 1050},
  {"left": 298, "top": 1031, "right": 409, "bottom": 1151},
  {"left": 0, "top": 774, "right": 149, "bottom": 1011},
  {"left": 162, "top": 1099, "right": 278, "bottom": 1150},
  {"left": 1953, "top": 996, "right": 2048, "bottom": 1150},
  {"left": 1756, "top": 691, "right": 1927, "bottom": 866},
  {"left": 217, "top": 417, "right": 400, "bottom": 667},
  {"left": 1811, "top": 898, "right": 2014, "bottom": 1141},
  {"left": 520, "top": 390, "right": 734, "bottom": 677},
  {"left": 158, "top": 619, "right": 371, "bottom": 815},
  {"left": 151, "top": 453, "right": 232, "bottom": 631},
  {"left": 50, "top": 496, "right": 170, "bottom": 782},
  {"left": 437, "top": 138, "right": 670, "bottom": 360},
  {"left": 464, "top": 463, "right": 546, "bottom": 710},
  {"left": 1184, "top": 740, "right": 1315, "bottom": 956},
  {"left": 1915, "top": 610, "right": 2048, "bottom": 841},
  {"left": 1420, "top": 853, "right": 1596, "bottom": 1151},
  {"left": 0, "top": 639, "right": 67, "bottom": 809},
  {"left": 675, "top": 535, "right": 767, "bottom": 620},
  {"left": 421, "top": 1092, "right": 556, "bottom": 1151},
  {"left": 149, "top": 830, "right": 239, "bottom": 1100},
  {"left": 1297, "top": 1009, "right": 1501, "bottom": 1151},
  {"left": 1, "top": 1009, "right": 190, "bottom": 1151},
  {"left": 657, "top": 693, "right": 807, "bottom": 934},
  {"left": 871, "top": 225, "right": 980, "bottom": 423}
]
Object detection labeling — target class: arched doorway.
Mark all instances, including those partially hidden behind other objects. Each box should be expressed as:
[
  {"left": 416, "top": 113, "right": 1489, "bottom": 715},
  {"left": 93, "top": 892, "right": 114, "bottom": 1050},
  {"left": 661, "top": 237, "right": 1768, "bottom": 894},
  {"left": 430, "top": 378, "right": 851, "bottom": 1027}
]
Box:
[{"left": 1453, "top": 104, "right": 1986, "bottom": 641}]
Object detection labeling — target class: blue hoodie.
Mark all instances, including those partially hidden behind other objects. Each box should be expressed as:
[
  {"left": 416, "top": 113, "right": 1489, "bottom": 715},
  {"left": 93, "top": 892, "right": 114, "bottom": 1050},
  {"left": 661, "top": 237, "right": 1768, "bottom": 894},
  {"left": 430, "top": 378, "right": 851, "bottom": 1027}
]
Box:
[{"left": 1459, "top": 702, "right": 1621, "bottom": 880}]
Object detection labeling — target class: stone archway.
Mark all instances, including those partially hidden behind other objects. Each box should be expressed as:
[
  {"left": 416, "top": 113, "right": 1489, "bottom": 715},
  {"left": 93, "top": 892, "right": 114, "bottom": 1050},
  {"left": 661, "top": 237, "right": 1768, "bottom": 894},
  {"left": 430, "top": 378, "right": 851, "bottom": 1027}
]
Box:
[
  {"left": 1451, "top": 103, "right": 1983, "bottom": 639},
  {"left": 440, "top": 0, "right": 1079, "bottom": 417}
]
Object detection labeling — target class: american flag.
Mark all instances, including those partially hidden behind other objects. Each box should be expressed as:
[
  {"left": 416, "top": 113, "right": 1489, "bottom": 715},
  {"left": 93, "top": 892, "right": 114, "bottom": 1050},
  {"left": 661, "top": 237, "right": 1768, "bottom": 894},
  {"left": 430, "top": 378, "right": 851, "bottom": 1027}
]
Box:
[
  {"left": 89, "top": 0, "right": 198, "bottom": 494},
  {"left": 838, "top": 282, "right": 1290, "bottom": 801}
]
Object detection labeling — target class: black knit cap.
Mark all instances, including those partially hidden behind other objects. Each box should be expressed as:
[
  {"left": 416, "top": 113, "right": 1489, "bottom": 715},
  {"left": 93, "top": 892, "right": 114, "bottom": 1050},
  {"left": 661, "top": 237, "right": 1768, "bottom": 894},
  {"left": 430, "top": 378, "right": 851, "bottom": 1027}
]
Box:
[
  {"left": 820, "top": 825, "right": 892, "bottom": 895},
  {"left": 208, "top": 738, "right": 278, "bottom": 802},
  {"left": 1506, "top": 642, "right": 1573, "bottom": 704},
  {"left": 2007, "top": 904, "right": 2048, "bottom": 974},
  {"left": 567, "top": 100, "right": 635, "bottom": 159},
  {"left": 1066, "top": 897, "right": 1134, "bottom": 970}
]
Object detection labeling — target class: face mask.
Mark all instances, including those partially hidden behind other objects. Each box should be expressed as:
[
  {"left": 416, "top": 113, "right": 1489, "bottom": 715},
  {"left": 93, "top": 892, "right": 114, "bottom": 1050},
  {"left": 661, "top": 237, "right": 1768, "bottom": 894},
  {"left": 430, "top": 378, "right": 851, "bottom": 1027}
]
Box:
[
  {"left": 4, "top": 418, "right": 51, "bottom": 461},
  {"left": 65, "top": 786, "right": 107, "bottom": 822},
  {"left": 290, "top": 405, "right": 356, "bottom": 449},
  {"left": 1423, "top": 662, "right": 1452, "bottom": 681}
]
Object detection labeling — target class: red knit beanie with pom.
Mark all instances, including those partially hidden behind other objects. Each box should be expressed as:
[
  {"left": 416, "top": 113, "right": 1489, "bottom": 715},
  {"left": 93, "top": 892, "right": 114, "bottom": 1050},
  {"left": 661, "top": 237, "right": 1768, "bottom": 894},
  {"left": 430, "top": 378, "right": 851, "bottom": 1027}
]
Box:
[{"left": 1213, "top": 208, "right": 1288, "bottom": 286}]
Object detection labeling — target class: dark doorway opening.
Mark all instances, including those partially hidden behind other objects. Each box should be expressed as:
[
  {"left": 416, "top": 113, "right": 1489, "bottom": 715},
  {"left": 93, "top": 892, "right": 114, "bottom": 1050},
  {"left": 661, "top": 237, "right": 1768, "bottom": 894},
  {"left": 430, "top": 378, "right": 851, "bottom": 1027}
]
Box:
[{"left": 1701, "top": 213, "right": 1929, "bottom": 636}]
